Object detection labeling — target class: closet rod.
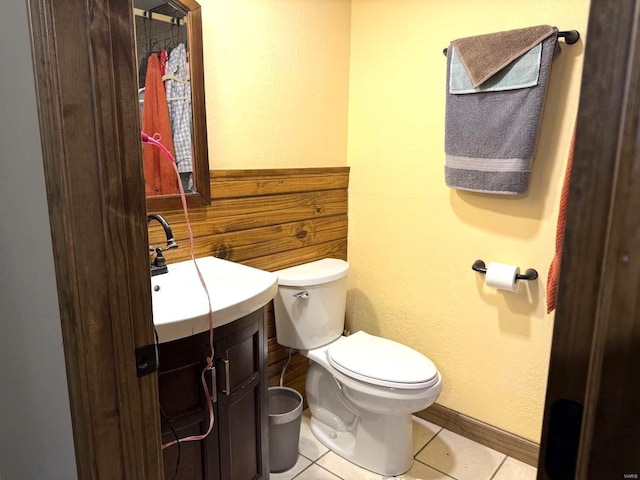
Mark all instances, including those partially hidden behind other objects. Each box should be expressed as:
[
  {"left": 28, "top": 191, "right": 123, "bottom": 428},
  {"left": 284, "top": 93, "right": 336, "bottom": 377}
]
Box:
[
  {"left": 442, "top": 29, "right": 580, "bottom": 56},
  {"left": 133, "top": 7, "right": 184, "bottom": 26}
]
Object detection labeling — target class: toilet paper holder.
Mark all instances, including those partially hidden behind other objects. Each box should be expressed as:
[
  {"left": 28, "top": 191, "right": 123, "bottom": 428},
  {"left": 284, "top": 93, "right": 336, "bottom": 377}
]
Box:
[{"left": 472, "top": 259, "right": 538, "bottom": 281}]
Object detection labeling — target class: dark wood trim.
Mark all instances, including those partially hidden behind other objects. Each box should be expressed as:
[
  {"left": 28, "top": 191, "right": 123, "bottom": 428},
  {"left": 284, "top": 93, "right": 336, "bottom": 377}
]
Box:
[
  {"left": 416, "top": 404, "right": 539, "bottom": 467},
  {"left": 538, "top": 1, "right": 640, "bottom": 479},
  {"left": 212, "top": 167, "right": 351, "bottom": 177},
  {"left": 26, "top": 0, "right": 92, "bottom": 474},
  {"left": 574, "top": 1, "right": 640, "bottom": 477},
  {"left": 209, "top": 167, "right": 351, "bottom": 199},
  {"left": 188, "top": 4, "right": 211, "bottom": 205},
  {"left": 26, "top": 0, "right": 162, "bottom": 478}
]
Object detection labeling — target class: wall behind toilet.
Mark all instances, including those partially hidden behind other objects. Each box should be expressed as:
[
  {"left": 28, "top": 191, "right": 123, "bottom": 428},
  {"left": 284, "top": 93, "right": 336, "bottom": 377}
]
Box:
[
  {"left": 202, "top": 0, "right": 351, "bottom": 169},
  {"left": 199, "top": 0, "right": 590, "bottom": 443},
  {"left": 346, "top": 0, "right": 590, "bottom": 442}
]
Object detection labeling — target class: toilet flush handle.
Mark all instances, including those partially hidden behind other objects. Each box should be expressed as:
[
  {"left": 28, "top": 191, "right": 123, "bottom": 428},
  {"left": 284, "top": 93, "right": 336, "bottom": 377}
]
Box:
[{"left": 293, "top": 291, "right": 310, "bottom": 299}]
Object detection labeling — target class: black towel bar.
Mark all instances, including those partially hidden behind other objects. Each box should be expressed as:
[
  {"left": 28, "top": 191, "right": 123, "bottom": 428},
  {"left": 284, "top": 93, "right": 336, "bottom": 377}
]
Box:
[
  {"left": 472, "top": 259, "right": 538, "bottom": 281},
  {"left": 442, "top": 29, "right": 580, "bottom": 56}
]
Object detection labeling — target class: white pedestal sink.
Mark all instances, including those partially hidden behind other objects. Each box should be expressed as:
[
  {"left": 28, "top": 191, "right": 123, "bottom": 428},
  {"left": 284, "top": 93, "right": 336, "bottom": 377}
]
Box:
[{"left": 151, "top": 256, "right": 278, "bottom": 343}]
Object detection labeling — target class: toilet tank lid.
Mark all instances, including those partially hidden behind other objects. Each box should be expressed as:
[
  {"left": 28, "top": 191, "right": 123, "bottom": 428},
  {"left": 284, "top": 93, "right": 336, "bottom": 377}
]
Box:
[{"left": 276, "top": 258, "right": 349, "bottom": 286}]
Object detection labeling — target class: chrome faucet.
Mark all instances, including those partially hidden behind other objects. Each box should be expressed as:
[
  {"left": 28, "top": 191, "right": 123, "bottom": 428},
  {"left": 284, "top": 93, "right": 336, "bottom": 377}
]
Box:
[{"left": 147, "top": 214, "right": 178, "bottom": 276}]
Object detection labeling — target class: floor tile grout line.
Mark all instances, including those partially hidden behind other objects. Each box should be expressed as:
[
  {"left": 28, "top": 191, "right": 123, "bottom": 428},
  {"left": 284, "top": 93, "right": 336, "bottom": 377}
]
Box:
[
  {"left": 294, "top": 418, "right": 536, "bottom": 480},
  {"left": 290, "top": 450, "right": 327, "bottom": 479},
  {"left": 300, "top": 420, "right": 525, "bottom": 480},
  {"left": 313, "top": 452, "right": 393, "bottom": 480},
  {"left": 413, "top": 457, "right": 458, "bottom": 480},
  {"left": 413, "top": 425, "right": 444, "bottom": 459},
  {"left": 413, "top": 426, "right": 509, "bottom": 480},
  {"left": 315, "top": 461, "right": 345, "bottom": 479},
  {"left": 299, "top": 448, "right": 329, "bottom": 464},
  {"left": 316, "top": 450, "right": 330, "bottom": 462},
  {"left": 291, "top": 461, "right": 313, "bottom": 480},
  {"left": 487, "top": 455, "right": 509, "bottom": 480}
]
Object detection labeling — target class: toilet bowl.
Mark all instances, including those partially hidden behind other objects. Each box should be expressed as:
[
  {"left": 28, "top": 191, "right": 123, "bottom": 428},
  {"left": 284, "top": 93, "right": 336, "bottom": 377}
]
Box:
[{"left": 274, "top": 259, "right": 442, "bottom": 476}]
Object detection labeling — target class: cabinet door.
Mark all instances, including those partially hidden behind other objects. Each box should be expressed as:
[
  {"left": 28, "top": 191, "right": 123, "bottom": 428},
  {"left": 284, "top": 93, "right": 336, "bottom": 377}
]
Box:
[
  {"left": 158, "top": 332, "right": 220, "bottom": 480},
  {"left": 215, "top": 309, "right": 269, "bottom": 480}
]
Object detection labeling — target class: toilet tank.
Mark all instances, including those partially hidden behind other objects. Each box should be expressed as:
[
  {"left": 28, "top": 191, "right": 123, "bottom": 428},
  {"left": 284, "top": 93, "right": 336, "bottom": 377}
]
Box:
[{"left": 274, "top": 258, "right": 349, "bottom": 350}]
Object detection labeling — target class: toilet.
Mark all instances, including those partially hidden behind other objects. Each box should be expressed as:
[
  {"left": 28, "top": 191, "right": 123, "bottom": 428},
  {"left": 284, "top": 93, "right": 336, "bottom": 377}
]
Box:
[{"left": 274, "top": 258, "right": 442, "bottom": 476}]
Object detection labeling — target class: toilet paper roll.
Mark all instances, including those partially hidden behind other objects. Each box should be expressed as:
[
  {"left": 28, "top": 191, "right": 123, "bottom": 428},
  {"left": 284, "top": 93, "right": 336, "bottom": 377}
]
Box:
[{"left": 485, "top": 262, "right": 520, "bottom": 293}]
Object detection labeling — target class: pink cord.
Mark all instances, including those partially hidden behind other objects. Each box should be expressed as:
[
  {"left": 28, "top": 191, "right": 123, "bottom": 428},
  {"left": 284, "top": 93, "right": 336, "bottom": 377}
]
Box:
[{"left": 142, "top": 131, "right": 216, "bottom": 448}]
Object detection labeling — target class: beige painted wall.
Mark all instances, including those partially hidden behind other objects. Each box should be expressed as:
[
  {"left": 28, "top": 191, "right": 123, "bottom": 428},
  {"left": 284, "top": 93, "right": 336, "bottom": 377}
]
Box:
[
  {"left": 200, "top": 0, "right": 591, "bottom": 442},
  {"left": 201, "top": 0, "right": 351, "bottom": 169},
  {"left": 346, "top": 1, "right": 590, "bottom": 442}
]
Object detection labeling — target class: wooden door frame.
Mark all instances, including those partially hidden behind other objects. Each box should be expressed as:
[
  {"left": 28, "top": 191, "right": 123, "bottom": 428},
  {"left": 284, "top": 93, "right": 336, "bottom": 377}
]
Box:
[
  {"left": 573, "top": 0, "right": 640, "bottom": 476},
  {"left": 27, "top": 0, "right": 163, "bottom": 478},
  {"left": 539, "top": 0, "right": 640, "bottom": 478}
]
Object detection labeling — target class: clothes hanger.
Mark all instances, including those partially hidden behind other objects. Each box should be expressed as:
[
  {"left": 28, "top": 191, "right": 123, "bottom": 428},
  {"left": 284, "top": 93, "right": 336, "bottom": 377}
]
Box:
[
  {"left": 147, "top": 38, "right": 160, "bottom": 55},
  {"left": 162, "top": 74, "right": 189, "bottom": 83},
  {"left": 162, "top": 36, "right": 189, "bottom": 83}
]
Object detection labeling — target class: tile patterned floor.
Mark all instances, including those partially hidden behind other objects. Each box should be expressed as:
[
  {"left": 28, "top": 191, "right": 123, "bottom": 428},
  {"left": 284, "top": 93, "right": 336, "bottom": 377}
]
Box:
[{"left": 271, "top": 410, "right": 537, "bottom": 480}]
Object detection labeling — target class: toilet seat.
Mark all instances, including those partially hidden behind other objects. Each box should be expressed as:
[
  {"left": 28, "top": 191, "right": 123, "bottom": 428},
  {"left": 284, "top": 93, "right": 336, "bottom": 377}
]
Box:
[{"left": 327, "top": 331, "right": 439, "bottom": 389}]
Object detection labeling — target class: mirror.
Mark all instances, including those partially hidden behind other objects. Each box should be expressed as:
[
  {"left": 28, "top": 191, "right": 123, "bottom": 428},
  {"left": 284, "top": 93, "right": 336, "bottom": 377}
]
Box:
[{"left": 133, "top": 0, "right": 210, "bottom": 210}]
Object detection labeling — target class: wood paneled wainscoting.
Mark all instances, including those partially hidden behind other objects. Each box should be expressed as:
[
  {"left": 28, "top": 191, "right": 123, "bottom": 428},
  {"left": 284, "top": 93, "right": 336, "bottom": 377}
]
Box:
[{"left": 148, "top": 167, "right": 350, "bottom": 397}]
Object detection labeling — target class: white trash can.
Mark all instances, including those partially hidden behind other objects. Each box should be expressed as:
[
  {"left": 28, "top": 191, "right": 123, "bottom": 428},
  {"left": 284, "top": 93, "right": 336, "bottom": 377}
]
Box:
[{"left": 268, "top": 386, "right": 303, "bottom": 472}]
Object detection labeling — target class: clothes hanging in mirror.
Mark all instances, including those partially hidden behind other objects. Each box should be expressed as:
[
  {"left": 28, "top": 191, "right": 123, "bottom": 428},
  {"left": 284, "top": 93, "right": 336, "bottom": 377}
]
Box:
[
  {"left": 142, "top": 54, "right": 178, "bottom": 196},
  {"left": 133, "top": 0, "right": 211, "bottom": 209},
  {"left": 164, "top": 43, "right": 193, "bottom": 192}
]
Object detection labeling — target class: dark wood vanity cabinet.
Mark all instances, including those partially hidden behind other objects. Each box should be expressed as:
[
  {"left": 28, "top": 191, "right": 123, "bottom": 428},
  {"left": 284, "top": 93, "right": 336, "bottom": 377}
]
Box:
[{"left": 157, "top": 308, "right": 269, "bottom": 479}]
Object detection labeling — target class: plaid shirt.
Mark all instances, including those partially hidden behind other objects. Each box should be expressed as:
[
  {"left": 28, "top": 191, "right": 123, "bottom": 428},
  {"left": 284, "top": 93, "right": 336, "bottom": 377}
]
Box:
[{"left": 165, "top": 43, "right": 193, "bottom": 173}]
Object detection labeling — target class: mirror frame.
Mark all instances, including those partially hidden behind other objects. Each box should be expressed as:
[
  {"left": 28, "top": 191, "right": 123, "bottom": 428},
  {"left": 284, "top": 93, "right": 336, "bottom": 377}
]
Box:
[{"left": 143, "top": 0, "right": 210, "bottom": 211}]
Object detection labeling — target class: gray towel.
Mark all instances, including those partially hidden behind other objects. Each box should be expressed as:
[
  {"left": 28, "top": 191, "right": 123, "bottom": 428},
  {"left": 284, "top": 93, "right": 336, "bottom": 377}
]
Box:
[{"left": 444, "top": 32, "right": 558, "bottom": 195}]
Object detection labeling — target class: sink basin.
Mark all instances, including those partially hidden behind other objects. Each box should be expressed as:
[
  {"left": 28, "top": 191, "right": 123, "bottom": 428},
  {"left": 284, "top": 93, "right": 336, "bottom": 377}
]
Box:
[{"left": 151, "top": 256, "right": 278, "bottom": 343}]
